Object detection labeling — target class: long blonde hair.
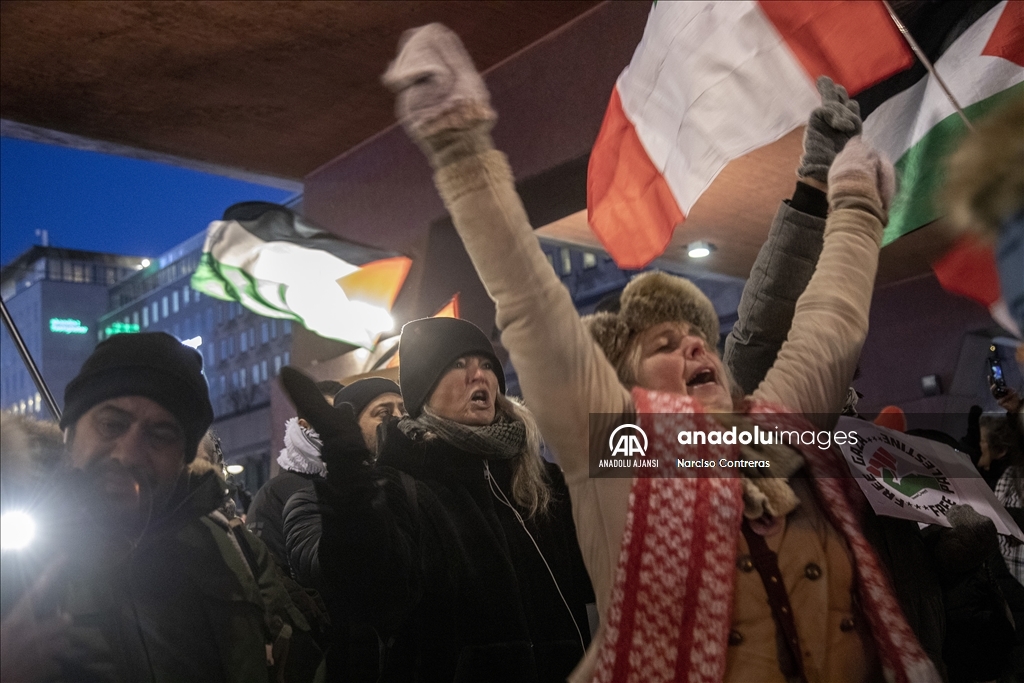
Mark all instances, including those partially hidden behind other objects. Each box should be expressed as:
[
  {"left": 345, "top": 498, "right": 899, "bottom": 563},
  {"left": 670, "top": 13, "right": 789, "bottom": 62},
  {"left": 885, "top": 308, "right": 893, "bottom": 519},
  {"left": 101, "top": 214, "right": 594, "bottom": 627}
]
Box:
[{"left": 495, "top": 394, "right": 551, "bottom": 518}]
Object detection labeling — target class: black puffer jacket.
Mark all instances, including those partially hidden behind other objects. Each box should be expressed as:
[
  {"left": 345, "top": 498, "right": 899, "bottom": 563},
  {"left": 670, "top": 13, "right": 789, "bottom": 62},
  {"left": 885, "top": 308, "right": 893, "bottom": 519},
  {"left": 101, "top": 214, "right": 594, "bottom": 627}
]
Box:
[
  {"left": 247, "top": 470, "right": 319, "bottom": 573},
  {"left": 313, "top": 419, "right": 594, "bottom": 683}
]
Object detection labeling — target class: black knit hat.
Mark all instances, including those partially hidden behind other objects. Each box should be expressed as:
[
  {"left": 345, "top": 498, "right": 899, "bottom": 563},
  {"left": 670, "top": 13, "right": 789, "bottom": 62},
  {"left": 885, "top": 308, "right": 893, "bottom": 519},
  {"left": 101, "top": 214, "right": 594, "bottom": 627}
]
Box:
[
  {"left": 61, "top": 332, "right": 214, "bottom": 463},
  {"left": 399, "top": 318, "right": 505, "bottom": 418},
  {"left": 334, "top": 377, "right": 402, "bottom": 418}
]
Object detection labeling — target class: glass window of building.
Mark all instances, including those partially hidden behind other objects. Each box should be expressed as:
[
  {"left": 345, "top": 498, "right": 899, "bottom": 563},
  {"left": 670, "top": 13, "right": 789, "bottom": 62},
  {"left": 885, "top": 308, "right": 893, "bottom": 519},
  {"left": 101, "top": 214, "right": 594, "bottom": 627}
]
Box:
[
  {"left": 240, "top": 332, "right": 247, "bottom": 352},
  {"left": 48, "top": 260, "right": 61, "bottom": 280},
  {"left": 271, "top": 320, "right": 277, "bottom": 338},
  {"left": 582, "top": 252, "right": 598, "bottom": 269},
  {"left": 183, "top": 286, "right": 190, "bottom": 305},
  {"left": 283, "top": 320, "right": 292, "bottom": 334},
  {"left": 240, "top": 369, "right": 246, "bottom": 388},
  {"left": 220, "top": 376, "right": 226, "bottom": 394},
  {"left": 229, "top": 337, "right": 235, "bottom": 356},
  {"left": 132, "top": 311, "right": 140, "bottom": 327},
  {"left": 274, "top": 356, "right": 281, "bottom": 374},
  {"left": 142, "top": 307, "right": 149, "bottom": 328},
  {"left": 151, "top": 302, "right": 159, "bottom": 323},
  {"left": 251, "top": 365, "right": 259, "bottom": 385},
  {"left": 172, "top": 291, "right": 179, "bottom": 313},
  {"left": 283, "top": 351, "right": 290, "bottom": 366},
  {"left": 162, "top": 297, "right": 169, "bottom": 318},
  {"left": 261, "top": 323, "right": 269, "bottom": 344},
  {"left": 560, "top": 248, "right": 572, "bottom": 275},
  {"left": 260, "top": 360, "right": 268, "bottom": 382},
  {"left": 248, "top": 329, "right": 255, "bottom": 348}
]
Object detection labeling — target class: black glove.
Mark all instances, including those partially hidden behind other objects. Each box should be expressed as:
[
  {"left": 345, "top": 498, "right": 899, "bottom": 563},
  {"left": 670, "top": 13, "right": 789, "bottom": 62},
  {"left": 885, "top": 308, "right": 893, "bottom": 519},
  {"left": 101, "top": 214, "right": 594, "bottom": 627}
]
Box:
[{"left": 279, "top": 367, "right": 372, "bottom": 475}]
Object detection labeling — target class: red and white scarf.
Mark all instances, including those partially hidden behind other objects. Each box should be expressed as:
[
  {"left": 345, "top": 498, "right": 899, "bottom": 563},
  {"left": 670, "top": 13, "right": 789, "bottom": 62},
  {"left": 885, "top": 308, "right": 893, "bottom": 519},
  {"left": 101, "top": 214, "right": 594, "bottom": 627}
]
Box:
[{"left": 591, "top": 388, "right": 941, "bottom": 683}]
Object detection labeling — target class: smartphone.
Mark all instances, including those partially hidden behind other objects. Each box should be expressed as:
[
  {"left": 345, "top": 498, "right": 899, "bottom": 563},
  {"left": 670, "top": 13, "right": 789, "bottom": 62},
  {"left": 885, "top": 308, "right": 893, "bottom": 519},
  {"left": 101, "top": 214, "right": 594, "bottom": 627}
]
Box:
[{"left": 989, "top": 345, "right": 1008, "bottom": 398}]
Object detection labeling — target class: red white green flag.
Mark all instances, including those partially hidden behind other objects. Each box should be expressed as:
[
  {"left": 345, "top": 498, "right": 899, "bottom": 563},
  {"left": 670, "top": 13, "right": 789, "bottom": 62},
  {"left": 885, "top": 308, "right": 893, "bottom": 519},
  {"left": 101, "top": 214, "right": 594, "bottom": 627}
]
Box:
[{"left": 588, "top": 0, "right": 1023, "bottom": 268}]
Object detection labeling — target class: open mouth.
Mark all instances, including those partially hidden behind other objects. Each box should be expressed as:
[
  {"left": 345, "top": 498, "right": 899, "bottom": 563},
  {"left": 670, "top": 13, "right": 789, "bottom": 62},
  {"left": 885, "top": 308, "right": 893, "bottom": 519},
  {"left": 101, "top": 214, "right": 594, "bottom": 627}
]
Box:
[
  {"left": 470, "top": 389, "right": 490, "bottom": 407},
  {"left": 686, "top": 369, "right": 716, "bottom": 388}
]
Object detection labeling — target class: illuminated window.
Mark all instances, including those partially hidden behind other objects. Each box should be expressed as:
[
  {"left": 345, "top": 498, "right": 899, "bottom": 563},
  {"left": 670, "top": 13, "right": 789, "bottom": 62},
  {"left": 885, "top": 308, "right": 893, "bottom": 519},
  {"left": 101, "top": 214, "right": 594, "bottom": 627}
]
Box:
[
  {"left": 283, "top": 352, "right": 290, "bottom": 366},
  {"left": 162, "top": 297, "right": 169, "bottom": 318},
  {"left": 152, "top": 302, "right": 159, "bottom": 323},
  {"left": 172, "top": 291, "right": 179, "bottom": 313},
  {"left": 183, "top": 286, "right": 190, "bottom": 305},
  {"left": 583, "top": 252, "right": 597, "bottom": 269},
  {"left": 260, "top": 360, "right": 268, "bottom": 382},
  {"left": 252, "top": 365, "right": 259, "bottom": 384},
  {"left": 132, "top": 311, "right": 140, "bottom": 327},
  {"left": 274, "top": 356, "right": 281, "bottom": 374},
  {"left": 283, "top": 321, "right": 292, "bottom": 334},
  {"left": 560, "top": 248, "right": 572, "bottom": 275},
  {"left": 271, "top": 320, "right": 277, "bottom": 338},
  {"left": 248, "top": 329, "right": 255, "bottom": 348},
  {"left": 261, "top": 323, "right": 269, "bottom": 344},
  {"left": 240, "top": 332, "right": 247, "bottom": 352}
]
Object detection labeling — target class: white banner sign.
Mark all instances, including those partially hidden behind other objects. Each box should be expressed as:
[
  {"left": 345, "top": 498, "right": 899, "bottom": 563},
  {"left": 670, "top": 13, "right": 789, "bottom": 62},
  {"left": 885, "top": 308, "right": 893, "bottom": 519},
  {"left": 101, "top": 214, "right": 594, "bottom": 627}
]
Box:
[{"left": 837, "top": 417, "right": 1023, "bottom": 542}]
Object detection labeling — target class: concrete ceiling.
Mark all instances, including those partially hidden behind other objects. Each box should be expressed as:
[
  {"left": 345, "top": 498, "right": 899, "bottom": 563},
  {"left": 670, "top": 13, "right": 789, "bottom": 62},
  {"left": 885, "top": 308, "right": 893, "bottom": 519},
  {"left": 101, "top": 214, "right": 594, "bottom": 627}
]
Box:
[
  {"left": 1, "top": 0, "right": 957, "bottom": 287},
  {"left": 0, "top": 0, "right": 600, "bottom": 187}
]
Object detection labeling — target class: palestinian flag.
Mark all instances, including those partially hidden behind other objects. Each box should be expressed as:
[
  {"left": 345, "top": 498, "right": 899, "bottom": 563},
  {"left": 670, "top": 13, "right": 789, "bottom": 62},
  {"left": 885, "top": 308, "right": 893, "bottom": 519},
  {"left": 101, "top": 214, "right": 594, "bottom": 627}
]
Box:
[
  {"left": 587, "top": 0, "right": 1023, "bottom": 268},
  {"left": 191, "top": 202, "right": 412, "bottom": 349}
]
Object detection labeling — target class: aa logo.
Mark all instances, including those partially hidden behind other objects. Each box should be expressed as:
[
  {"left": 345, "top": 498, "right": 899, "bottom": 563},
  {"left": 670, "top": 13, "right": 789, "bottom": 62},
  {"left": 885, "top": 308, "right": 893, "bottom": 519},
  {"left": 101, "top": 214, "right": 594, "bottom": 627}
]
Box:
[{"left": 609, "top": 424, "right": 648, "bottom": 458}]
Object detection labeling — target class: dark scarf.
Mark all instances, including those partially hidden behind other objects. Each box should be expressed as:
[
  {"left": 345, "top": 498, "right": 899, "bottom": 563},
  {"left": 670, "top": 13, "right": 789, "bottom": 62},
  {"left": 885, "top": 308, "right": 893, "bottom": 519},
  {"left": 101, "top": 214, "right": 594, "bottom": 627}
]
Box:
[{"left": 398, "top": 408, "right": 525, "bottom": 460}]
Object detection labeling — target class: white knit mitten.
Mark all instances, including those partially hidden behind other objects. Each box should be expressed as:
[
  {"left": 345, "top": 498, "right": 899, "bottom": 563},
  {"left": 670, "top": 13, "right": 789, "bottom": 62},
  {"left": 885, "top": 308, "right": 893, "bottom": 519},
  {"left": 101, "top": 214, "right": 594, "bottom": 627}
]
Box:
[
  {"left": 828, "top": 136, "right": 896, "bottom": 222},
  {"left": 382, "top": 23, "right": 496, "bottom": 141}
]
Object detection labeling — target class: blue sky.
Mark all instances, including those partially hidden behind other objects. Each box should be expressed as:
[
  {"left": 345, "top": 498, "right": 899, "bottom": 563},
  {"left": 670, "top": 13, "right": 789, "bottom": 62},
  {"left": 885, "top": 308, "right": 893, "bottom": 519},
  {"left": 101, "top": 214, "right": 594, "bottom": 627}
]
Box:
[{"left": 0, "top": 137, "right": 293, "bottom": 265}]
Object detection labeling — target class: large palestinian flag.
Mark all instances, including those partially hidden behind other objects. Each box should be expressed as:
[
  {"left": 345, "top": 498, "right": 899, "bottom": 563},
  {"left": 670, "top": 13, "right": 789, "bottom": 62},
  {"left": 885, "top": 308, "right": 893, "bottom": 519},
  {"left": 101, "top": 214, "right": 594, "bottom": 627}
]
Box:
[
  {"left": 191, "top": 202, "right": 411, "bottom": 349},
  {"left": 588, "top": 0, "right": 1023, "bottom": 268}
]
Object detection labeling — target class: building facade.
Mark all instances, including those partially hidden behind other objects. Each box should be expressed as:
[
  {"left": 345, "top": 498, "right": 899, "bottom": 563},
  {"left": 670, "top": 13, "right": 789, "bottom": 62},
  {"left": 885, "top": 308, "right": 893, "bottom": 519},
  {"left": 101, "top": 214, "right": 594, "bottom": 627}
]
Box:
[{"left": 1, "top": 246, "right": 145, "bottom": 418}]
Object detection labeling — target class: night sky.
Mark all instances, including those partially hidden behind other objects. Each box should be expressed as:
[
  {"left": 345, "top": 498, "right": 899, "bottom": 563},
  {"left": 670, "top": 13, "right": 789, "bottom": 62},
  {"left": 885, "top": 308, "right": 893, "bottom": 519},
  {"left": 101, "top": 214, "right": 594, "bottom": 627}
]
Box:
[{"left": 0, "top": 137, "right": 294, "bottom": 265}]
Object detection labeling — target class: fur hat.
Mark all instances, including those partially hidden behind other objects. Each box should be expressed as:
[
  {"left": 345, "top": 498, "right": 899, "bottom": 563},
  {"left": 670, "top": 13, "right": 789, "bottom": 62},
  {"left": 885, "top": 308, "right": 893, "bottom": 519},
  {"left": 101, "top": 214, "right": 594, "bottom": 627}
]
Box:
[{"left": 582, "top": 271, "right": 719, "bottom": 368}]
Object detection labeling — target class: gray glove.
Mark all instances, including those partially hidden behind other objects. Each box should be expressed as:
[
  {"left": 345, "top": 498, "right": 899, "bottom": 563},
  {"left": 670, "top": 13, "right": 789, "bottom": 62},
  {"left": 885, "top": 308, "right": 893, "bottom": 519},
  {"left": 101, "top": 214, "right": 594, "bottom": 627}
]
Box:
[
  {"left": 381, "top": 23, "right": 495, "bottom": 141},
  {"left": 798, "top": 76, "right": 862, "bottom": 183}
]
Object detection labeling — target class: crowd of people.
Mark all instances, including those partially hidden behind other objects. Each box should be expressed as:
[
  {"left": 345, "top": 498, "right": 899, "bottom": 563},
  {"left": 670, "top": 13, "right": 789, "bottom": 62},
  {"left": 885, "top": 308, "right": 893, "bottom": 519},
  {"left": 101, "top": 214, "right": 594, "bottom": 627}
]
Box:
[{"left": 1, "top": 22, "right": 1022, "bottom": 683}]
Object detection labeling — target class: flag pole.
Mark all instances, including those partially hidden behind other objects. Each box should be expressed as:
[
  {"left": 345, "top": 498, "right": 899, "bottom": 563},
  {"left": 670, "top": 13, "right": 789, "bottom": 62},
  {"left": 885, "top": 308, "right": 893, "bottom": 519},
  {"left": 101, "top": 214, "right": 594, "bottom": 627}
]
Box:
[
  {"left": 0, "top": 297, "right": 62, "bottom": 422},
  {"left": 881, "top": 0, "right": 975, "bottom": 132}
]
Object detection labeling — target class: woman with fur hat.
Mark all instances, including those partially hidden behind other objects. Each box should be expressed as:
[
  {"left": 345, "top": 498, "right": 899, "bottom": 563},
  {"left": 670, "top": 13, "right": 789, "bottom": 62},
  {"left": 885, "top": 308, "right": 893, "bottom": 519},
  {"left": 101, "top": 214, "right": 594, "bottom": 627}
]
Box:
[
  {"left": 279, "top": 316, "right": 594, "bottom": 683},
  {"left": 382, "top": 23, "right": 941, "bottom": 683}
]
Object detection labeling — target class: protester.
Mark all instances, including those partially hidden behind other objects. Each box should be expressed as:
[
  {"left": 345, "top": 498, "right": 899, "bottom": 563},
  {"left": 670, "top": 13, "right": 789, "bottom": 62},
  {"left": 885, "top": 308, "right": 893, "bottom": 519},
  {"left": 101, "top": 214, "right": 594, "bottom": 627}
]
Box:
[
  {"left": 280, "top": 315, "right": 595, "bottom": 683},
  {"left": 382, "top": 23, "right": 945, "bottom": 683},
  {"left": 247, "top": 379, "right": 342, "bottom": 572},
  {"left": 0, "top": 332, "right": 323, "bottom": 682},
  {"left": 282, "top": 376, "right": 403, "bottom": 587}
]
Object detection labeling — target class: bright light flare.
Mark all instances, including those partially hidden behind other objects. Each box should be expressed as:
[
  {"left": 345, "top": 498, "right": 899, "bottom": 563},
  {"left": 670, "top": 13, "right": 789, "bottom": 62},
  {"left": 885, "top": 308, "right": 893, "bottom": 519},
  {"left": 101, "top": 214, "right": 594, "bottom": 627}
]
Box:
[
  {"left": 226, "top": 465, "right": 244, "bottom": 475},
  {"left": 1, "top": 511, "right": 37, "bottom": 550}
]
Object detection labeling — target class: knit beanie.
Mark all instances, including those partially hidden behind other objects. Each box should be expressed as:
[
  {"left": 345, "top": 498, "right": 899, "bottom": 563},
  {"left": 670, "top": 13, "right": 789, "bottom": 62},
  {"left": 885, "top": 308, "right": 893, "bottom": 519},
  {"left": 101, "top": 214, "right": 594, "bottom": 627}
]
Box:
[
  {"left": 334, "top": 377, "right": 402, "bottom": 418},
  {"left": 582, "top": 271, "right": 719, "bottom": 368},
  {"left": 61, "top": 332, "right": 214, "bottom": 462},
  {"left": 399, "top": 317, "right": 506, "bottom": 418}
]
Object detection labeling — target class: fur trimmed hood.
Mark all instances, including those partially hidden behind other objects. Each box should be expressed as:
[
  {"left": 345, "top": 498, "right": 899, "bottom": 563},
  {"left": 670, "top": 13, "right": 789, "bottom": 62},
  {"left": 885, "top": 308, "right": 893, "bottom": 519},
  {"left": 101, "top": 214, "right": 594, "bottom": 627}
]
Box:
[{"left": 582, "top": 271, "right": 719, "bottom": 368}]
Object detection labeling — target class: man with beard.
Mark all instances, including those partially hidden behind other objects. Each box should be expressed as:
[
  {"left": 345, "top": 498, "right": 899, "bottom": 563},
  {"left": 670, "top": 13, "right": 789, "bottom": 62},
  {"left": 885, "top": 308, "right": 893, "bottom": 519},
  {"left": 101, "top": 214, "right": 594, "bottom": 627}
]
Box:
[{"left": 3, "top": 332, "right": 292, "bottom": 682}]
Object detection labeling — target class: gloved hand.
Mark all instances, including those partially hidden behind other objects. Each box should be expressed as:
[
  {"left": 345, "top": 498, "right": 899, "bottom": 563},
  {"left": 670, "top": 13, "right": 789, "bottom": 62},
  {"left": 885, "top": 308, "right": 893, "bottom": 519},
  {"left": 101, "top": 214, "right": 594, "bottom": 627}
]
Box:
[
  {"left": 382, "top": 23, "right": 496, "bottom": 141},
  {"left": 798, "top": 76, "right": 863, "bottom": 184},
  {"left": 928, "top": 504, "right": 1001, "bottom": 579},
  {"left": 827, "top": 136, "right": 896, "bottom": 223},
  {"left": 279, "top": 367, "right": 372, "bottom": 475}
]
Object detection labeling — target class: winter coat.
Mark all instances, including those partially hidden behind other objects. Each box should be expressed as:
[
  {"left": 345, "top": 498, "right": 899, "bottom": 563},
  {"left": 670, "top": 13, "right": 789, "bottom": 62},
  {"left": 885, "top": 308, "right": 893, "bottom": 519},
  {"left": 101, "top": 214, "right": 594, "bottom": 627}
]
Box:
[
  {"left": 313, "top": 420, "right": 595, "bottom": 683},
  {"left": 50, "top": 470, "right": 273, "bottom": 682},
  {"left": 248, "top": 470, "right": 320, "bottom": 573}
]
